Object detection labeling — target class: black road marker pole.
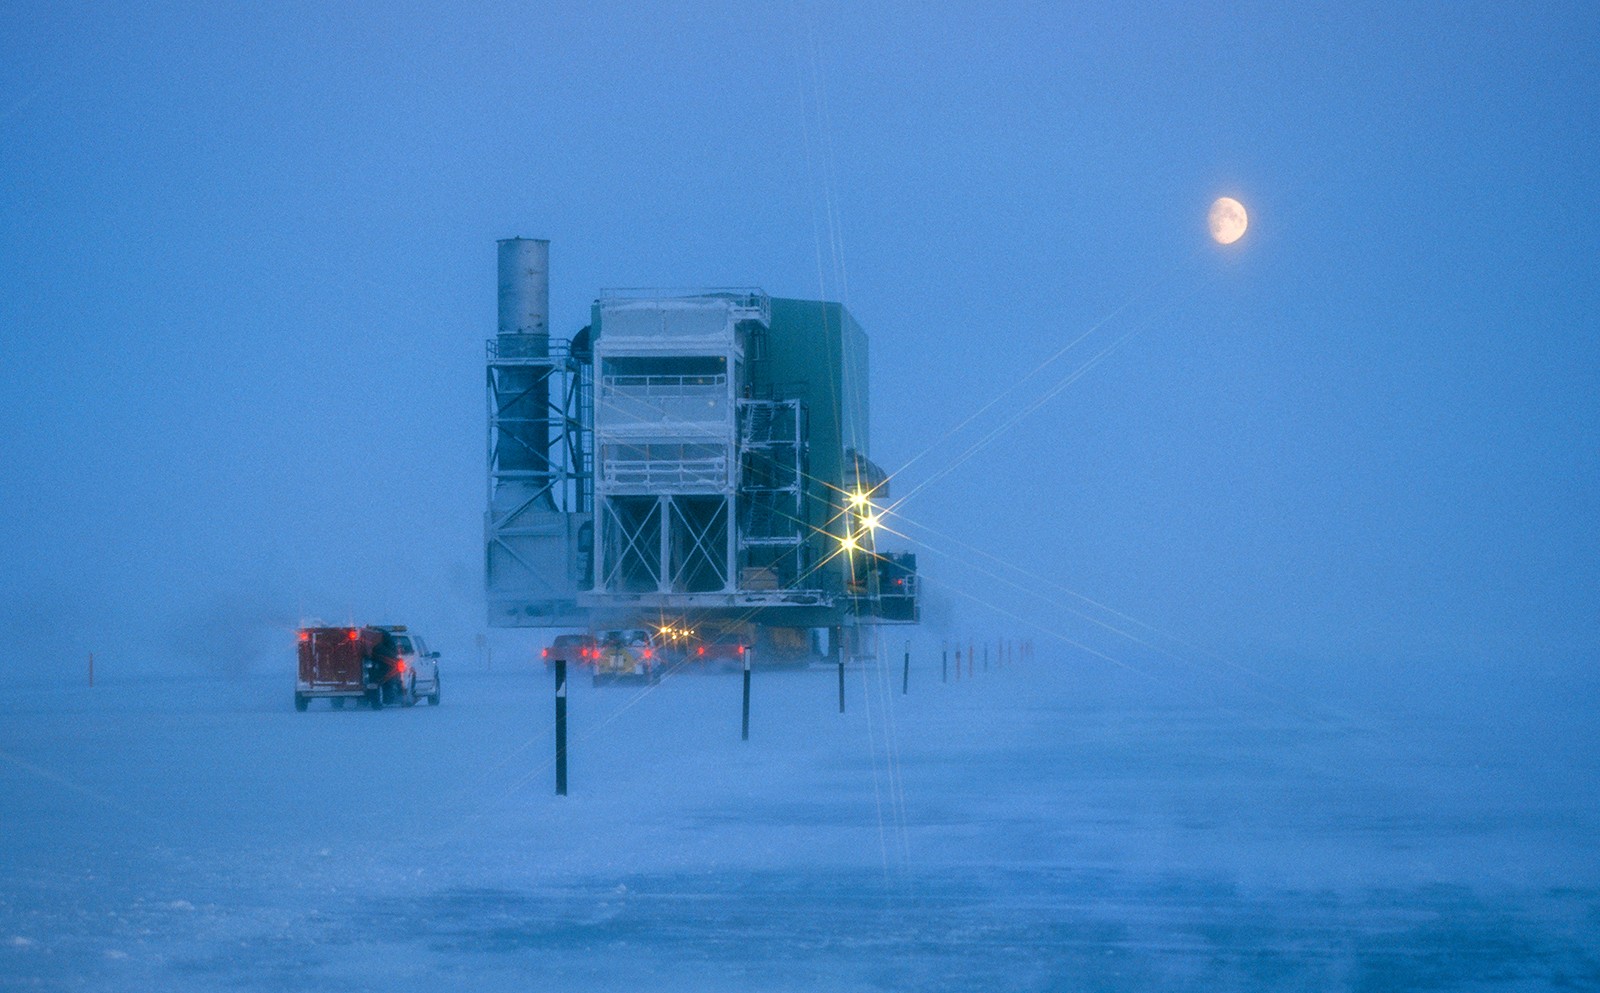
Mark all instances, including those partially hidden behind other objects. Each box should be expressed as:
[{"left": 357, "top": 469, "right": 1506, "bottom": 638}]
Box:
[
  {"left": 554, "top": 658, "right": 568, "bottom": 797},
  {"left": 838, "top": 656, "right": 846, "bottom": 714},
  {"left": 741, "top": 650, "right": 751, "bottom": 741},
  {"left": 942, "top": 643, "right": 948, "bottom": 684},
  {"left": 902, "top": 642, "right": 910, "bottom": 695},
  {"left": 984, "top": 642, "right": 989, "bottom": 673}
]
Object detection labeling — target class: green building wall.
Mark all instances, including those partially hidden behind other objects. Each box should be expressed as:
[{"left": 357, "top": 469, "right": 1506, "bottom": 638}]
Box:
[{"left": 762, "top": 298, "right": 872, "bottom": 595}]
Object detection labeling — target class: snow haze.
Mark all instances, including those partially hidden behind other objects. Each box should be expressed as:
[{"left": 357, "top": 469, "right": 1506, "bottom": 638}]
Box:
[{"left": 1, "top": 2, "right": 1596, "bottom": 989}]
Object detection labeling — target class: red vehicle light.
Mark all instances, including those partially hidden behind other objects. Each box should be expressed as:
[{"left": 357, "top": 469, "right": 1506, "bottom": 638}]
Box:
[
  {"left": 298, "top": 631, "right": 310, "bottom": 642},
  {"left": 642, "top": 648, "right": 653, "bottom": 659},
  {"left": 697, "top": 646, "right": 705, "bottom": 656},
  {"left": 738, "top": 645, "right": 746, "bottom": 655},
  {"left": 541, "top": 648, "right": 550, "bottom": 658},
  {"left": 395, "top": 660, "right": 407, "bottom": 674},
  {"left": 348, "top": 630, "right": 360, "bottom": 641}
]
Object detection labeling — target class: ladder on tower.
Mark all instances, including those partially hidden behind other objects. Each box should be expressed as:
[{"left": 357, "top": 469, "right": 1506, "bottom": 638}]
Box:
[{"left": 737, "top": 398, "right": 809, "bottom": 584}]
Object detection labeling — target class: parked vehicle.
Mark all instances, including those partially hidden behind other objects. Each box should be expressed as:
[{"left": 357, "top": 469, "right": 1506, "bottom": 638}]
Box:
[
  {"left": 687, "top": 637, "right": 748, "bottom": 671},
  {"left": 593, "top": 629, "right": 660, "bottom": 686},
  {"left": 542, "top": 633, "right": 598, "bottom": 669},
  {"left": 294, "top": 625, "right": 441, "bottom": 711},
  {"left": 680, "top": 621, "right": 758, "bottom": 671},
  {"left": 373, "top": 626, "right": 441, "bottom": 707}
]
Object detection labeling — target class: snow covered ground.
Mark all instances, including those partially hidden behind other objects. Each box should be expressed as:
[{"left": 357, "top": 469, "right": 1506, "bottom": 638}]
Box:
[{"left": 2, "top": 648, "right": 1596, "bottom": 991}]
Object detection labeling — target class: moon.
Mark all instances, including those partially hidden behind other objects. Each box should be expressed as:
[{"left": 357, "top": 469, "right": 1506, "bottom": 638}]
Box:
[{"left": 1209, "top": 197, "right": 1248, "bottom": 245}]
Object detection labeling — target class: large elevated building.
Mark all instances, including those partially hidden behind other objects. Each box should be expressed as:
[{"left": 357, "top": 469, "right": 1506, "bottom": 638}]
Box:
[{"left": 486, "top": 239, "right": 916, "bottom": 656}]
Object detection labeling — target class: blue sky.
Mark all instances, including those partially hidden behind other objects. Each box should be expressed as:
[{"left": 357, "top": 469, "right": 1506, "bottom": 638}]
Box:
[{"left": 2, "top": 1, "right": 1594, "bottom": 687}]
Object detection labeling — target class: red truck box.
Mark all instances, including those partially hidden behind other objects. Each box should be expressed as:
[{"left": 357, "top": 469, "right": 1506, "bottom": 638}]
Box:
[{"left": 295, "top": 627, "right": 385, "bottom": 711}]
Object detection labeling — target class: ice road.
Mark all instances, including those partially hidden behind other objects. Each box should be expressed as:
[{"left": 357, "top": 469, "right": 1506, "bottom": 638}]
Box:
[{"left": 1, "top": 652, "right": 1596, "bottom": 992}]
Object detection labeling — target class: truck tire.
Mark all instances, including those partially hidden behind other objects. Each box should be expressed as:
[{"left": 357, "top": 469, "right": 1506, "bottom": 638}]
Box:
[
  {"left": 401, "top": 673, "right": 417, "bottom": 707},
  {"left": 294, "top": 693, "right": 308, "bottom": 712},
  {"left": 331, "top": 697, "right": 345, "bottom": 710},
  {"left": 427, "top": 677, "right": 440, "bottom": 706},
  {"left": 370, "top": 688, "right": 384, "bottom": 711}
]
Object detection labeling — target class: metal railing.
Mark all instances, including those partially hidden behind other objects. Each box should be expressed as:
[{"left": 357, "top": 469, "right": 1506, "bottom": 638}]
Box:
[
  {"left": 601, "top": 457, "right": 729, "bottom": 489},
  {"left": 487, "top": 339, "right": 587, "bottom": 363},
  {"left": 598, "top": 288, "right": 771, "bottom": 325},
  {"left": 600, "top": 374, "right": 727, "bottom": 397}
]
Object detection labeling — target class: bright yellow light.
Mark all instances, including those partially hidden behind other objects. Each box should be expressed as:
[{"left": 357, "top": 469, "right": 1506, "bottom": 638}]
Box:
[
  {"left": 849, "top": 491, "right": 868, "bottom": 508},
  {"left": 841, "top": 535, "right": 859, "bottom": 552},
  {"left": 862, "top": 514, "right": 881, "bottom": 530}
]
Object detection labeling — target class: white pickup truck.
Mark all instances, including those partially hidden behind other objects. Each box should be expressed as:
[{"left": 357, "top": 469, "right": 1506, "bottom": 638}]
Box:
[{"left": 374, "top": 626, "right": 442, "bottom": 707}]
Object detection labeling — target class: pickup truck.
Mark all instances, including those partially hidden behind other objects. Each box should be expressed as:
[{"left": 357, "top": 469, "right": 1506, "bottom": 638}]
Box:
[
  {"left": 294, "top": 625, "right": 441, "bottom": 711},
  {"left": 592, "top": 629, "right": 661, "bottom": 686}
]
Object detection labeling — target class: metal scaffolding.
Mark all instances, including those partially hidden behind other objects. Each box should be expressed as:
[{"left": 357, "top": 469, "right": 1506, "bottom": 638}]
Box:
[
  {"left": 485, "top": 336, "right": 592, "bottom": 625},
  {"left": 738, "top": 397, "right": 809, "bottom": 591}
]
